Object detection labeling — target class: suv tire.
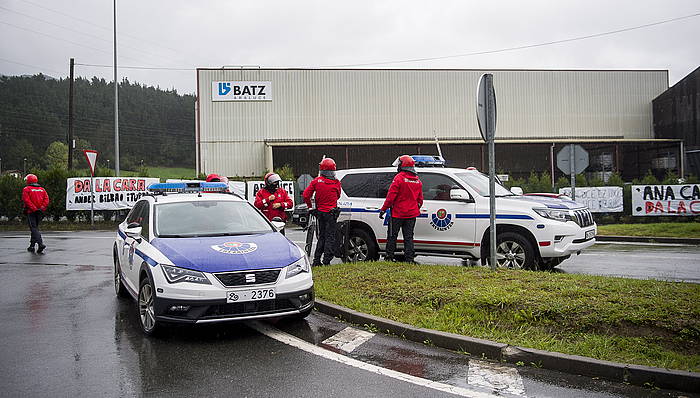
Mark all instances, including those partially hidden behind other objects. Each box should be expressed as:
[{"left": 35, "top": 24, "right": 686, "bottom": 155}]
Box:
[
  {"left": 344, "top": 228, "right": 378, "bottom": 262},
  {"left": 138, "top": 276, "right": 161, "bottom": 336},
  {"left": 484, "top": 232, "right": 536, "bottom": 270}
]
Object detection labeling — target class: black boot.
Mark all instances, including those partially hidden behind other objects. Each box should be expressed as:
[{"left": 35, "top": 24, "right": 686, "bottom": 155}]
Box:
[
  {"left": 27, "top": 245, "right": 35, "bottom": 253},
  {"left": 37, "top": 244, "right": 46, "bottom": 254}
]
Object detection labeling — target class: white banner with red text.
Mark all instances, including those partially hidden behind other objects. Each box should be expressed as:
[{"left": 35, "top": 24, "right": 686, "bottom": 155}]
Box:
[
  {"left": 66, "top": 177, "right": 160, "bottom": 210},
  {"left": 631, "top": 184, "right": 700, "bottom": 216}
]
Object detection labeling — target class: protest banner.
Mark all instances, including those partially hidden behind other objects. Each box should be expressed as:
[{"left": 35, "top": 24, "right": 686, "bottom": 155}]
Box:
[
  {"left": 631, "top": 184, "right": 700, "bottom": 216},
  {"left": 559, "top": 186, "right": 623, "bottom": 213},
  {"left": 66, "top": 177, "right": 159, "bottom": 210}
]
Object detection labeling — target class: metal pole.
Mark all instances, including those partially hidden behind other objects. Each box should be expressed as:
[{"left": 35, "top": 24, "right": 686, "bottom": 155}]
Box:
[
  {"left": 570, "top": 145, "right": 576, "bottom": 201},
  {"left": 680, "top": 141, "right": 685, "bottom": 179},
  {"left": 550, "top": 143, "right": 555, "bottom": 190},
  {"left": 90, "top": 174, "right": 95, "bottom": 227},
  {"left": 486, "top": 75, "right": 496, "bottom": 271},
  {"left": 68, "top": 58, "right": 74, "bottom": 169},
  {"left": 113, "top": 0, "right": 120, "bottom": 176}
]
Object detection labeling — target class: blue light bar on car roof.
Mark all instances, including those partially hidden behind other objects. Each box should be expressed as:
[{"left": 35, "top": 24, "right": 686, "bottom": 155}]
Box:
[
  {"left": 410, "top": 155, "right": 446, "bottom": 167},
  {"left": 148, "top": 182, "right": 229, "bottom": 193}
]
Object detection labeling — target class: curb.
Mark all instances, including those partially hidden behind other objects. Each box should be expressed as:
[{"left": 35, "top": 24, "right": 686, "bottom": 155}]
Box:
[
  {"left": 315, "top": 300, "right": 700, "bottom": 393},
  {"left": 596, "top": 235, "right": 700, "bottom": 245}
]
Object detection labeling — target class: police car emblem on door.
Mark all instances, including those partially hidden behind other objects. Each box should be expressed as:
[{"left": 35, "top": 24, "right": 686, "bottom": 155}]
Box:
[
  {"left": 211, "top": 242, "right": 258, "bottom": 254},
  {"left": 430, "top": 209, "right": 454, "bottom": 231}
]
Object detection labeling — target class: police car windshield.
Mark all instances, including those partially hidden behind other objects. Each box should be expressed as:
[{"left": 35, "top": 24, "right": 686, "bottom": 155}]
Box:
[
  {"left": 155, "top": 201, "right": 273, "bottom": 238},
  {"left": 454, "top": 173, "right": 514, "bottom": 197}
]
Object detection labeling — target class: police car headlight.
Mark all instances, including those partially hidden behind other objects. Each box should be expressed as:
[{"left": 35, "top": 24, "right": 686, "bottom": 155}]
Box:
[
  {"left": 161, "top": 265, "right": 211, "bottom": 285},
  {"left": 533, "top": 208, "right": 575, "bottom": 223},
  {"left": 286, "top": 256, "right": 310, "bottom": 278}
]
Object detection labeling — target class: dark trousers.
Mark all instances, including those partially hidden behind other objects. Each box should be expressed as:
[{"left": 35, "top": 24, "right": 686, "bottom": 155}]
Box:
[
  {"left": 27, "top": 211, "right": 44, "bottom": 247},
  {"left": 386, "top": 216, "right": 416, "bottom": 261},
  {"left": 314, "top": 211, "right": 337, "bottom": 265}
]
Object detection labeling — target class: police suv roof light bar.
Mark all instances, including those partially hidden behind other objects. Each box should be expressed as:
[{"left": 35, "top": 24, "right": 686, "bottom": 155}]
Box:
[
  {"left": 148, "top": 182, "right": 229, "bottom": 194},
  {"left": 410, "top": 155, "right": 445, "bottom": 167}
]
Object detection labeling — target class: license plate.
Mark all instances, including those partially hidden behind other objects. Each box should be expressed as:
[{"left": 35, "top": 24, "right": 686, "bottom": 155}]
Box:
[
  {"left": 226, "top": 288, "right": 276, "bottom": 303},
  {"left": 585, "top": 229, "right": 595, "bottom": 240}
]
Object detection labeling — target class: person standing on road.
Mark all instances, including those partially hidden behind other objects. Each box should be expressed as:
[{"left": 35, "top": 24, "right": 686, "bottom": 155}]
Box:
[
  {"left": 22, "top": 174, "right": 50, "bottom": 253},
  {"left": 380, "top": 155, "right": 423, "bottom": 263},
  {"left": 255, "top": 172, "right": 293, "bottom": 221},
  {"left": 303, "top": 158, "right": 342, "bottom": 266}
]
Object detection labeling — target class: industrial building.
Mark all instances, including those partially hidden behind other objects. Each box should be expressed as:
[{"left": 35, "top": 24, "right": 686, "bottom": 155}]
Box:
[{"left": 196, "top": 68, "right": 681, "bottom": 181}]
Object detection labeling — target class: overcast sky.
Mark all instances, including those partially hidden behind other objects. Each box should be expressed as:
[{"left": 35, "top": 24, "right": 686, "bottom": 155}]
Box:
[{"left": 1, "top": 0, "right": 698, "bottom": 94}]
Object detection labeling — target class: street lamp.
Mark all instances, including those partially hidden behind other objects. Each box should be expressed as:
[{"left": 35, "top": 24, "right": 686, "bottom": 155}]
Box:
[{"left": 23, "top": 158, "right": 27, "bottom": 175}]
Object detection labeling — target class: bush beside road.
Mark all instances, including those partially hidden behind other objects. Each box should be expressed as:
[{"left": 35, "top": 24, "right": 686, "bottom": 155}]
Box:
[
  {"left": 313, "top": 262, "right": 700, "bottom": 372},
  {"left": 597, "top": 223, "right": 700, "bottom": 238}
]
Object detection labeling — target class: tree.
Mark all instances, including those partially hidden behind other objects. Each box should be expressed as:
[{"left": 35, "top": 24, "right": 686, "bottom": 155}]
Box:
[{"left": 45, "top": 141, "right": 68, "bottom": 169}]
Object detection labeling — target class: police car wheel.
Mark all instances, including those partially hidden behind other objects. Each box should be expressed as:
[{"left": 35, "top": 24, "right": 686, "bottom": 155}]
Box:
[
  {"left": 138, "top": 277, "right": 160, "bottom": 336},
  {"left": 345, "top": 228, "right": 378, "bottom": 262},
  {"left": 113, "top": 250, "right": 128, "bottom": 298},
  {"left": 493, "top": 232, "right": 535, "bottom": 270}
]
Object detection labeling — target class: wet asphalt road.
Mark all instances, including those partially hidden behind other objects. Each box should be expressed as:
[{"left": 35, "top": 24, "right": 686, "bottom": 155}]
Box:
[{"left": 0, "top": 230, "right": 698, "bottom": 397}]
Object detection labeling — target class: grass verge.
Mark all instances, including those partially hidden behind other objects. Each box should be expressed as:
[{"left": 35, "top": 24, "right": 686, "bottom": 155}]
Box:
[
  {"left": 313, "top": 262, "right": 700, "bottom": 372},
  {"left": 597, "top": 223, "right": 700, "bottom": 238}
]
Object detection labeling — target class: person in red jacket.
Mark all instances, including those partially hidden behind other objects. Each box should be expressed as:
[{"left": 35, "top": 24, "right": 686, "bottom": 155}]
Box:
[
  {"left": 22, "top": 174, "right": 50, "bottom": 253},
  {"left": 380, "top": 155, "right": 423, "bottom": 263},
  {"left": 303, "top": 158, "right": 342, "bottom": 266},
  {"left": 254, "top": 172, "right": 293, "bottom": 221}
]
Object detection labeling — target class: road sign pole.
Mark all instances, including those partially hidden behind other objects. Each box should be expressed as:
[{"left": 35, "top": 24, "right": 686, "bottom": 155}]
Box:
[
  {"left": 569, "top": 145, "right": 576, "bottom": 200},
  {"left": 488, "top": 136, "right": 496, "bottom": 271},
  {"left": 90, "top": 174, "right": 95, "bottom": 228}
]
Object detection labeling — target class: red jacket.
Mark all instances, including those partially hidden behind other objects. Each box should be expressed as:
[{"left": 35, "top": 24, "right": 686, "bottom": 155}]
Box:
[
  {"left": 303, "top": 176, "right": 341, "bottom": 213},
  {"left": 254, "top": 187, "right": 293, "bottom": 221},
  {"left": 22, "top": 184, "right": 50, "bottom": 214},
  {"left": 381, "top": 171, "right": 423, "bottom": 218}
]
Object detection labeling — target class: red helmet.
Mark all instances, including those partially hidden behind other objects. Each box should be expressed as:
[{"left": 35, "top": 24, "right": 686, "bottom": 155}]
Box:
[
  {"left": 398, "top": 155, "right": 415, "bottom": 168},
  {"left": 264, "top": 172, "right": 281, "bottom": 185},
  {"left": 25, "top": 174, "right": 38, "bottom": 184},
  {"left": 205, "top": 173, "right": 221, "bottom": 182},
  {"left": 319, "top": 158, "right": 336, "bottom": 171}
]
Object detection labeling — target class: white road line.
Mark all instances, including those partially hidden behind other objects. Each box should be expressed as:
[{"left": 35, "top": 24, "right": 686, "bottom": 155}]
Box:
[
  {"left": 322, "top": 327, "right": 374, "bottom": 353},
  {"left": 248, "top": 321, "right": 499, "bottom": 398},
  {"left": 467, "top": 359, "right": 526, "bottom": 397}
]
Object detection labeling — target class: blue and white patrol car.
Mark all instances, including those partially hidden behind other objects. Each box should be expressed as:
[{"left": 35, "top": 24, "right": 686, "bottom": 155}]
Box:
[
  {"left": 336, "top": 156, "right": 596, "bottom": 270},
  {"left": 113, "top": 182, "right": 313, "bottom": 335}
]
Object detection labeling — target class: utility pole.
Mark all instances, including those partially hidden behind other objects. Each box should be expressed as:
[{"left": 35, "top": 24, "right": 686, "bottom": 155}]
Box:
[
  {"left": 68, "top": 57, "right": 74, "bottom": 169},
  {"left": 113, "top": 0, "right": 120, "bottom": 176}
]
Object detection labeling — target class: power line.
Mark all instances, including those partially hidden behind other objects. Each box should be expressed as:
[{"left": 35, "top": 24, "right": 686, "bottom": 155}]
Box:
[
  {"left": 323, "top": 11, "right": 700, "bottom": 67},
  {"left": 0, "top": 57, "right": 64, "bottom": 75},
  {"left": 0, "top": 5, "right": 182, "bottom": 65},
  {"left": 75, "top": 63, "right": 194, "bottom": 71},
  {"left": 15, "top": 0, "right": 180, "bottom": 54}
]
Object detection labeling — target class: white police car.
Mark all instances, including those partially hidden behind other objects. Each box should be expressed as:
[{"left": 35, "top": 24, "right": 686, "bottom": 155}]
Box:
[
  {"left": 336, "top": 156, "right": 596, "bottom": 270},
  {"left": 113, "top": 182, "right": 313, "bottom": 335}
]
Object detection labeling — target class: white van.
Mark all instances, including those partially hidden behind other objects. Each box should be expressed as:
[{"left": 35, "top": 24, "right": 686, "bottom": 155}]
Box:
[{"left": 335, "top": 158, "right": 596, "bottom": 270}]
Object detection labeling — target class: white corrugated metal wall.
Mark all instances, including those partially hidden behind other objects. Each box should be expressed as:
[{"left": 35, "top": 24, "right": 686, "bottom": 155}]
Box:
[{"left": 197, "top": 68, "right": 668, "bottom": 176}]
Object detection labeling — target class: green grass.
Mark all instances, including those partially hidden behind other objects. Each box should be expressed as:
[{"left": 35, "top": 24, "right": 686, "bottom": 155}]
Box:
[
  {"left": 313, "top": 262, "right": 700, "bottom": 372},
  {"left": 597, "top": 223, "right": 700, "bottom": 238},
  {"left": 145, "top": 167, "right": 196, "bottom": 179}
]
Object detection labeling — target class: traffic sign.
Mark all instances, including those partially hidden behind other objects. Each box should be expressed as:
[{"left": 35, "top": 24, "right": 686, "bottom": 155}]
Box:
[
  {"left": 556, "top": 145, "right": 589, "bottom": 175},
  {"left": 476, "top": 74, "right": 497, "bottom": 142},
  {"left": 297, "top": 174, "right": 313, "bottom": 191},
  {"left": 83, "top": 150, "right": 98, "bottom": 176}
]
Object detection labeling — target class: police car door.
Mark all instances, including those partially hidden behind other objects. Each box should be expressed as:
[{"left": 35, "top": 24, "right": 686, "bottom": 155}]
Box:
[
  {"left": 120, "top": 201, "right": 149, "bottom": 292},
  {"left": 415, "top": 173, "right": 477, "bottom": 255}
]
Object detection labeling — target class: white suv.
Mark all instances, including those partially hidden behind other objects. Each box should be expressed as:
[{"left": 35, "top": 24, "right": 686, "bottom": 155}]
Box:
[{"left": 335, "top": 163, "right": 596, "bottom": 270}]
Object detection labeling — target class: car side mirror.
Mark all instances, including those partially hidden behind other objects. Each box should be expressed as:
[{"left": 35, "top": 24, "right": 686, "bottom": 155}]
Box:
[
  {"left": 510, "top": 187, "right": 524, "bottom": 195},
  {"left": 125, "top": 222, "right": 142, "bottom": 242},
  {"left": 450, "top": 188, "right": 474, "bottom": 203},
  {"left": 271, "top": 217, "right": 285, "bottom": 232}
]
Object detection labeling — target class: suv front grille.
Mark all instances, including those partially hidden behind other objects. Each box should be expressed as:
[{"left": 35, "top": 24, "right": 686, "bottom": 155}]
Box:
[
  {"left": 214, "top": 269, "right": 281, "bottom": 287},
  {"left": 573, "top": 209, "right": 594, "bottom": 227},
  {"left": 203, "top": 299, "right": 296, "bottom": 318}
]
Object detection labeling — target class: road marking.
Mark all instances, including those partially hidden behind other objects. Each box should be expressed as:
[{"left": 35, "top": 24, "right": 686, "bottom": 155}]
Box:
[
  {"left": 322, "top": 327, "right": 374, "bottom": 353},
  {"left": 467, "top": 359, "right": 526, "bottom": 397},
  {"left": 1, "top": 235, "right": 114, "bottom": 239},
  {"left": 249, "top": 321, "right": 499, "bottom": 398}
]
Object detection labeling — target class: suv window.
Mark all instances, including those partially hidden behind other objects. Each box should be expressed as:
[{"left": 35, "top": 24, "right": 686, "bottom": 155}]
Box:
[
  {"left": 421, "top": 173, "right": 463, "bottom": 201},
  {"left": 342, "top": 173, "right": 394, "bottom": 198},
  {"left": 126, "top": 201, "right": 149, "bottom": 240}
]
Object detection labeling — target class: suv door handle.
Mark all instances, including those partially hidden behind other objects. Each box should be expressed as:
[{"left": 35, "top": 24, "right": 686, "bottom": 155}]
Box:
[
  {"left": 365, "top": 206, "right": 379, "bottom": 211},
  {"left": 420, "top": 209, "right": 428, "bottom": 213}
]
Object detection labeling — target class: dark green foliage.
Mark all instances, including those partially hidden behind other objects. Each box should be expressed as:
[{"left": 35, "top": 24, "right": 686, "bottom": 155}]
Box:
[{"left": 0, "top": 74, "right": 195, "bottom": 172}]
